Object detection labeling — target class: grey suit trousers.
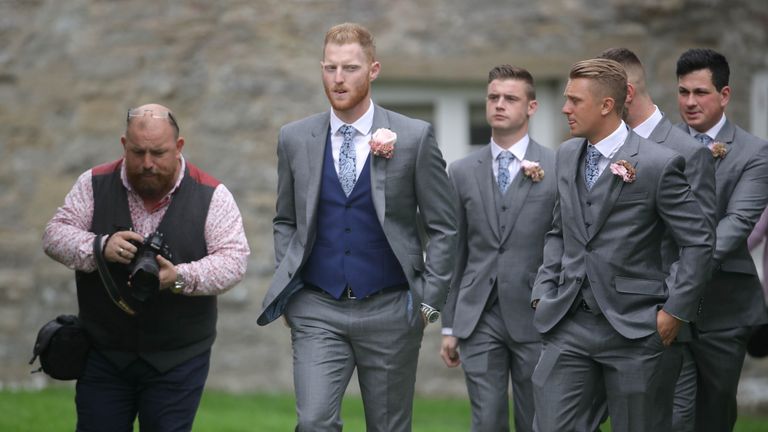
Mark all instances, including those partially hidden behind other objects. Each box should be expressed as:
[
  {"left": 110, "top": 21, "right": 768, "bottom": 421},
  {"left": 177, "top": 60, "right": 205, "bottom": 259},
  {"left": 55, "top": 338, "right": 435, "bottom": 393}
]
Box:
[
  {"left": 532, "top": 307, "right": 665, "bottom": 432},
  {"left": 459, "top": 301, "right": 540, "bottom": 432},
  {"left": 285, "top": 288, "right": 424, "bottom": 432}
]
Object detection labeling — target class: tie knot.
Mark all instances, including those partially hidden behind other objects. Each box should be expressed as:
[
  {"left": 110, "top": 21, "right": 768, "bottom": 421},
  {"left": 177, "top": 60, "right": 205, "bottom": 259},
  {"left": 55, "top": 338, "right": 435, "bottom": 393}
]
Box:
[
  {"left": 586, "top": 145, "right": 601, "bottom": 162},
  {"left": 339, "top": 125, "right": 355, "bottom": 141},
  {"left": 498, "top": 150, "right": 514, "bottom": 165},
  {"left": 695, "top": 133, "right": 713, "bottom": 146}
]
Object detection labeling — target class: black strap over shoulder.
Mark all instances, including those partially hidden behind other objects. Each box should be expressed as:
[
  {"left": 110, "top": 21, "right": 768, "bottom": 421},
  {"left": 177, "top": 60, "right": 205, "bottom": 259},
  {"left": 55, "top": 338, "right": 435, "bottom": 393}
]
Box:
[{"left": 93, "top": 234, "right": 137, "bottom": 316}]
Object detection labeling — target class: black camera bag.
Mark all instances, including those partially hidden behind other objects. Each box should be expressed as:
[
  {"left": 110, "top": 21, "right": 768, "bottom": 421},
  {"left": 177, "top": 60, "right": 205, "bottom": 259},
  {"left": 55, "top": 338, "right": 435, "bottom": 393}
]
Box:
[{"left": 29, "top": 315, "right": 90, "bottom": 380}]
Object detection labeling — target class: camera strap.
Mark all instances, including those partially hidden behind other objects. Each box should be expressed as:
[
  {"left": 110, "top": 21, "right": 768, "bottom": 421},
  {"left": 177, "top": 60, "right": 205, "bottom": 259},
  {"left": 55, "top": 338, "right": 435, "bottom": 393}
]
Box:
[{"left": 93, "top": 235, "right": 137, "bottom": 316}]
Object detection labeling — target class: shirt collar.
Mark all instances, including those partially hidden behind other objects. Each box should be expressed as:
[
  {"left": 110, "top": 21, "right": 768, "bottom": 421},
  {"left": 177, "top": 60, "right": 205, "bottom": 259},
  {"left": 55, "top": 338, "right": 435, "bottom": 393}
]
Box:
[
  {"left": 688, "top": 113, "right": 726, "bottom": 141},
  {"left": 490, "top": 134, "right": 530, "bottom": 162},
  {"left": 120, "top": 154, "right": 186, "bottom": 199},
  {"left": 329, "top": 100, "right": 375, "bottom": 137},
  {"left": 632, "top": 105, "right": 663, "bottom": 139},
  {"left": 590, "top": 121, "right": 629, "bottom": 159}
]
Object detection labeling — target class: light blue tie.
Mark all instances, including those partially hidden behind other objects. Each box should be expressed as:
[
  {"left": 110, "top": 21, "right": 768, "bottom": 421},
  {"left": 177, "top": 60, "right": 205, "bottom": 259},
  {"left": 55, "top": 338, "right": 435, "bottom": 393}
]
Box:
[
  {"left": 584, "top": 145, "right": 602, "bottom": 190},
  {"left": 695, "top": 133, "right": 713, "bottom": 146},
  {"left": 497, "top": 151, "right": 513, "bottom": 194},
  {"left": 338, "top": 125, "right": 357, "bottom": 196}
]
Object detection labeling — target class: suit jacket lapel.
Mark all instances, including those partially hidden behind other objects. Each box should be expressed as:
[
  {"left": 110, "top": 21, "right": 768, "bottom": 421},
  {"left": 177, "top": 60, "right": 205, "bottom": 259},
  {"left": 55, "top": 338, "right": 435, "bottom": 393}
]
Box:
[
  {"left": 499, "top": 141, "right": 541, "bottom": 245},
  {"left": 567, "top": 140, "right": 590, "bottom": 242},
  {"left": 370, "top": 105, "right": 390, "bottom": 223},
  {"left": 474, "top": 146, "right": 501, "bottom": 240},
  {"left": 305, "top": 113, "right": 331, "bottom": 233},
  {"left": 588, "top": 132, "right": 640, "bottom": 239},
  {"left": 714, "top": 118, "right": 736, "bottom": 172},
  {"left": 647, "top": 116, "right": 672, "bottom": 144}
]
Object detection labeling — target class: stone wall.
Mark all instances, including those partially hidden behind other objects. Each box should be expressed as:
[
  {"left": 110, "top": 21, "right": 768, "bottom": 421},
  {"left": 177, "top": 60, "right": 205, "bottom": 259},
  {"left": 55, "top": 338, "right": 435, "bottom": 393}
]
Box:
[{"left": 2, "top": 0, "right": 768, "bottom": 404}]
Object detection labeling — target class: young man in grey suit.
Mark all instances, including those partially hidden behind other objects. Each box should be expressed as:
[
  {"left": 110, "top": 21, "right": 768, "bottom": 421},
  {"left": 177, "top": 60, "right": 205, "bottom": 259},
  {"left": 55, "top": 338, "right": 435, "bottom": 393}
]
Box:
[
  {"left": 580, "top": 47, "right": 718, "bottom": 432},
  {"left": 257, "top": 23, "right": 457, "bottom": 432},
  {"left": 440, "top": 65, "right": 556, "bottom": 432},
  {"left": 530, "top": 58, "right": 713, "bottom": 432},
  {"left": 676, "top": 48, "right": 768, "bottom": 432}
]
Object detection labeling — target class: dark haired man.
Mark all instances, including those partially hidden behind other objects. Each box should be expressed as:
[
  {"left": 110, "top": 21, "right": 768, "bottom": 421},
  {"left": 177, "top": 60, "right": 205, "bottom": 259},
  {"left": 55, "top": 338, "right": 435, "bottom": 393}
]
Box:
[
  {"left": 440, "top": 64, "right": 556, "bottom": 432},
  {"left": 676, "top": 47, "right": 768, "bottom": 432}
]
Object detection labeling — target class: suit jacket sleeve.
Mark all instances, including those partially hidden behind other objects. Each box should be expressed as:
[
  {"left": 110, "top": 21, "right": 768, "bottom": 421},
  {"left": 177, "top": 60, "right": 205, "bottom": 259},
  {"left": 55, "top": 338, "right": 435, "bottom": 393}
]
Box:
[
  {"left": 273, "top": 127, "right": 296, "bottom": 268},
  {"left": 714, "top": 144, "right": 768, "bottom": 263},
  {"left": 441, "top": 163, "right": 468, "bottom": 329},
  {"left": 687, "top": 145, "right": 718, "bottom": 231},
  {"left": 414, "top": 125, "right": 458, "bottom": 309},
  {"left": 658, "top": 154, "right": 715, "bottom": 320},
  {"left": 532, "top": 195, "right": 563, "bottom": 303}
]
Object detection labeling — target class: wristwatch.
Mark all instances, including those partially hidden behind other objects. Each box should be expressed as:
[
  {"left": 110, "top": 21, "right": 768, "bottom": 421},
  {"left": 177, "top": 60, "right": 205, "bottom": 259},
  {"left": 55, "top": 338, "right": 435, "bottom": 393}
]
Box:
[
  {"left": 172, "top": 271, "right": 185, "bottom": 294},
  {"left": 420, "top": 304, "right": 441, "bottom": 324}
]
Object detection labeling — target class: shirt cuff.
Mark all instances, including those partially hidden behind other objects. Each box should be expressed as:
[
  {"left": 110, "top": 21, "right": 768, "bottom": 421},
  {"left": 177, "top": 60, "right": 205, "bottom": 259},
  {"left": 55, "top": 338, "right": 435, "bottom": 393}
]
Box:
[{"left": 441, "top": 328, "right": 453, "bottom": 336}]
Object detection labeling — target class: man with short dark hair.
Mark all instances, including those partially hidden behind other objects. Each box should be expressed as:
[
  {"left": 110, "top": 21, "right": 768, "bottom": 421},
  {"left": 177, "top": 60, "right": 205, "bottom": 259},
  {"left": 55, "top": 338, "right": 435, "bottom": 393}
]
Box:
[
  {"left": 676, "top": 47, "right": 768, "bottom": 432},
  {"left": 531, "top": 58, "right": 713, "bottom": 431},
  {"left": 43, "top": 103, "right": 249, "bottom": 431},
  {"left": 440, "top": 64, "right": 556, "bottom": 432}
]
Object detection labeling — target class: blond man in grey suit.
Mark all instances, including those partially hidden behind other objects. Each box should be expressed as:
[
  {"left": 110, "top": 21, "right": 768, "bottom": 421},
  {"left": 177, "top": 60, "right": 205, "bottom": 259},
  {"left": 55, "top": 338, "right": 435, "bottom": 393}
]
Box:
[
  {"left": 580, "top": 47, "right": 718, "bottom": 432},
  {"left": 257, "top": 23, "right": 457, "bottom": 432},
  {"left": 440, "top": 65, "right": 557, "bottom": 432},
  {"left": 530, "top": 58, "right": 713, "bottom": 432},
  {"left": 676, "top": 47, "right": 768, "bottom": 432}
]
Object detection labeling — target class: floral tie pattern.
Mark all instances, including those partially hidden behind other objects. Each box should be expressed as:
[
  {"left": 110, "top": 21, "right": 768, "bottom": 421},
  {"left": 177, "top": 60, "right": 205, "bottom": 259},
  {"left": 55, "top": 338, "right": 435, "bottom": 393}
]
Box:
[
  {"left": 497, "top": 150, "right": 513, "bottom": 194},
  {"left": 585, "top": 145, "right": 602, "bottom": 190},
  {"left": 338, "top": 125, "right": 357, "bottom": 196}
]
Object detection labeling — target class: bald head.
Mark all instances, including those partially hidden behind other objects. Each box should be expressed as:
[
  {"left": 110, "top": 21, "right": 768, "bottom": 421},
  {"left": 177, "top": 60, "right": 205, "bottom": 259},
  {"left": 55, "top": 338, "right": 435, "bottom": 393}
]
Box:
[{"left": 126, "top": 103, "right": 180, "bottom": 139}]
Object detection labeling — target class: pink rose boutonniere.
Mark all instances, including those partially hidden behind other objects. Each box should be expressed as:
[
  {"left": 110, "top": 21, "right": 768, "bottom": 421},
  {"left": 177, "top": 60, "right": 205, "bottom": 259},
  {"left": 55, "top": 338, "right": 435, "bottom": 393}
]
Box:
[
  {"left": 520, "top": 160, "right": 544, "bottom": 182},
  {"left": 709, "top": 141, "right": 727, "bottom": 159},
  {"left": 610, "top": 160, "right": 636, "bottom": 183},
  {"left": 369, "top": 128, "right": 397, "bottom": 159}
]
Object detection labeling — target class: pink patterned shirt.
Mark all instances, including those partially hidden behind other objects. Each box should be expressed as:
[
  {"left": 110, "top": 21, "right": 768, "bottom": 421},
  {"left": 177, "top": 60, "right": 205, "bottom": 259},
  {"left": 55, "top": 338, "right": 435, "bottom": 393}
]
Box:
[{"left": 43, "top": 156, "right": 249, "bottom": 295}]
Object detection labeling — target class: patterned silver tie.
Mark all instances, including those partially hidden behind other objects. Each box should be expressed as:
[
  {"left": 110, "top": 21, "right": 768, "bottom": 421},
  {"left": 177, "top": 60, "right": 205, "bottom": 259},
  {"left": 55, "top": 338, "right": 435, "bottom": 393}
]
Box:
[
  {"left": 584, "top": 145, "right": 602, "bottom": 190},
  {"left": 338, "top": 125, "right": 357, "bottom": 196},
  {"left": 497, "top": 151, "right": 514, "bottom": 194},
  {"left": 695, "top": 133, "right": 713, "bottom": 146}
]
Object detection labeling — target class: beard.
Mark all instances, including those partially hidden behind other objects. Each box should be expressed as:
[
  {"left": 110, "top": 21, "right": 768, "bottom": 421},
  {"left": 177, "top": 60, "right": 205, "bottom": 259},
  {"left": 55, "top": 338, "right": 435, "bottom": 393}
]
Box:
[
  {"left": 127, "top": 169, "right": 177, "bottom": 202},
  {"left": 324, "top": 81, "right": 370, "bottom": 113}
]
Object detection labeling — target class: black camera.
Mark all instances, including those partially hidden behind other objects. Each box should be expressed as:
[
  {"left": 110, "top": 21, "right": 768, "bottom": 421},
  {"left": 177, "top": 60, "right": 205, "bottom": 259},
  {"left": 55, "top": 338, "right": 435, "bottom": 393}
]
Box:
[{"left": 127, "top": 231, "right": 173, "bottom": 302}]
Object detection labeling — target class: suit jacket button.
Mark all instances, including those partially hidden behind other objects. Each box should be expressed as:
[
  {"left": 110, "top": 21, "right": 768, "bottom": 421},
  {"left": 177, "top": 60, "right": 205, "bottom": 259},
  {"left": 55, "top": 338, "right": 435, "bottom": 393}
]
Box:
[
  {"left": 345, "top": 250, "right": 351, "bottom": 255},
  {"left": 586, "top": 246, "right": 593, "bottom": 252},
  {"left": 498, "top": 247, "right": 505, "bottom": 254},
  {"left": 489, "top": 278, "right": 494, "bottom": 285},
  {"left": 576, "top": 277, "right": 582, "bottom": 284}
]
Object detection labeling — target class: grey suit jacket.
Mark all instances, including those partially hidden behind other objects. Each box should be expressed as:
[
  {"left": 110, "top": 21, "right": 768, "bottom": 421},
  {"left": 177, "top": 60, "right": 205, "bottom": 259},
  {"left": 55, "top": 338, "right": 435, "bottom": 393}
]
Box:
[
  {"left": 442, "top": 140, "right": 556, "bottom": 342},
  {"left": 677, "top": 119, "right": 768, "bottom": 330},
  {"left": 258, "top": 105, "right": 458, "bottom": 325},
  {"left": 532, "top": 131, "right": 714, "bottom": 339}
]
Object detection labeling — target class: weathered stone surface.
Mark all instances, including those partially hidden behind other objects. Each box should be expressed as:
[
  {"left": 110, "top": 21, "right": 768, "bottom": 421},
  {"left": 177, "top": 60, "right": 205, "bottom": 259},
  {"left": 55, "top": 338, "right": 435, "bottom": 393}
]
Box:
[{"left": 2, "top": 0, "right": 768, "bottom": 414}]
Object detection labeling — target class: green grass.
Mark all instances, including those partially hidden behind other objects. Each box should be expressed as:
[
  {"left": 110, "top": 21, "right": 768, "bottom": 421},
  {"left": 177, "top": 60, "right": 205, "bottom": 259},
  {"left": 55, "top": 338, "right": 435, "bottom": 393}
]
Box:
[{"left": 1, "top": 387, "right": 767, "bottom": 431}]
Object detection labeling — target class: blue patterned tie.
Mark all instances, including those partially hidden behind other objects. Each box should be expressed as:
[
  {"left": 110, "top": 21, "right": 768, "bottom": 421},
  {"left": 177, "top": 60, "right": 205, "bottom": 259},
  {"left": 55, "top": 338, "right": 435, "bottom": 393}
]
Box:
[
  {"left": 695, "top": 133, "right": 713, "bottom": 146},
  {"left": 497, "top": 151, "right": 513, "bottom": 194},
  {"left": 338, "top": 125, "right": 357, "bottom": 196},
  {"left": 584, "top": 145, "right": 602, "bottom": 190}
]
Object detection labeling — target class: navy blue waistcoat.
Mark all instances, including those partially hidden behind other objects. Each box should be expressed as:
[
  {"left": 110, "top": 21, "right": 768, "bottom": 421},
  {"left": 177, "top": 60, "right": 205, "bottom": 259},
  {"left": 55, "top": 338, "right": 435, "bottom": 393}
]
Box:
[{"left": 302, "top": 131, "right": 407, "bottom": 298}]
